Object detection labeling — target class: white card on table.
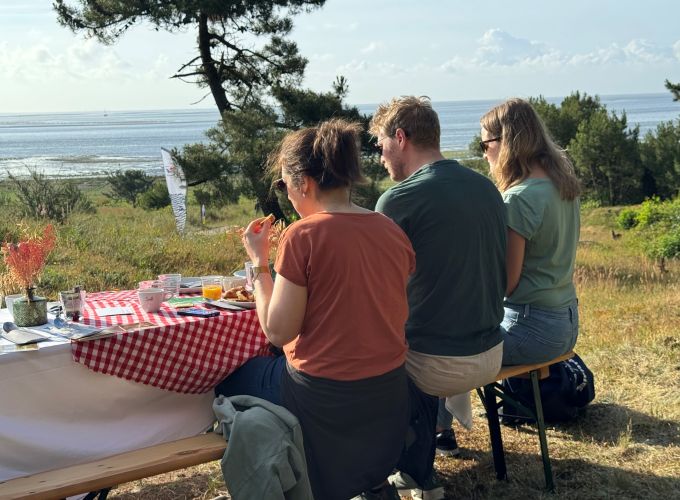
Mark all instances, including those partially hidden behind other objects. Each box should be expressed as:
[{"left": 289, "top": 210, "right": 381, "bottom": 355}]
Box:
[{"left": 95, "top": 306, "right": 134, "bottom": 317}]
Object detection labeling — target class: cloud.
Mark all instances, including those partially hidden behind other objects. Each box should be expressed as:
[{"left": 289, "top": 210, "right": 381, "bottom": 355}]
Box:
[
  {"left": 569, "top": 39, "right": 674, "bottom": 65},
  {"left": 360, "top": 41, "right": 384, "bottom": 54},
  {"left": 439, "top": 30, "right": 678, "bottom": 71},
  {"left": 310, "top": 52, "right": 334, "bottom": 62},
  {"left": 336, "top": 59, "right": 368, "bottom": 72},
  {"left": 474, "top": 29, "right": 552, "bottom": 66},
  {"left": 0, "top": 38, "right": 135, "bottom": 83},
  {"left": 306, "top": 22, "right": 358, "bottom": 32}
]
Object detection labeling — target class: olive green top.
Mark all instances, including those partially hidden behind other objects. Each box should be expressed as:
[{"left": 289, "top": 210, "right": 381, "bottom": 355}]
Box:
[{"left": 504, "top": 178, "right": 580, "bottom": 308}]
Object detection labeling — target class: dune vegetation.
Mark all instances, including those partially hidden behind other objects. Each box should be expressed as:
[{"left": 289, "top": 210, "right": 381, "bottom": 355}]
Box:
[{"left": 2, "top": 177, "right": 675, "bottom": 499}]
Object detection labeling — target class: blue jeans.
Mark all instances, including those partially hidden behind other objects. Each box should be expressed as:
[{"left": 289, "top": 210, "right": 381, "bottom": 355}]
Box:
[
  {"left": 214, "top": 355, "right": 285, "bottom": 406},
  {"left": 437, "top": 300, "right": 579, "bottom": 430},
  {"left": 501, "top": 300, "right": 579, "bottom": 366}
]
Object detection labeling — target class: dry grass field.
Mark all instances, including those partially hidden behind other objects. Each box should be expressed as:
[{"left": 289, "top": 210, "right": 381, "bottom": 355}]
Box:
[
  {"left": 2, "top": 194, "right": 676, "bottom": 500},
  {"left": 98, "top": 206, "right": 680, "bottom": 499}
]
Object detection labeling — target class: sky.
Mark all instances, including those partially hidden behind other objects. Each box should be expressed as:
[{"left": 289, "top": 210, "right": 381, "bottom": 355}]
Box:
[{"left": 1, "top": 0, "right": 679, "bottom": 113}]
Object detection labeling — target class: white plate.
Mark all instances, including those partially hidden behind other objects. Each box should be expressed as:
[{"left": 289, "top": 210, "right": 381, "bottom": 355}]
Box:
[
  {"left": 179, "top": 277, "right": 202, "bottom": 294},
  {"left": 223, "top": 299, "right": 256, "bottom": 310}
]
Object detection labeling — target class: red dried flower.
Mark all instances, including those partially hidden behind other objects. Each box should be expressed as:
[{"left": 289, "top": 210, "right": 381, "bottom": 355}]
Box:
[{"left": 2, "top": 224, "right": 56, "bottom": 292}]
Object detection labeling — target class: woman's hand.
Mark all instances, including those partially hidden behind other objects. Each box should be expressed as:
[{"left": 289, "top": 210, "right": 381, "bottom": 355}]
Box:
[{"left": 242, "top": 216, "right": 272, "bottom": 266}]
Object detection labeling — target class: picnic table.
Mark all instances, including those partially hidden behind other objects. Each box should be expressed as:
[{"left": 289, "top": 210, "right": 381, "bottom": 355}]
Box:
[{"left": 0, "top": 290, "right": 269, "bottom": 482}]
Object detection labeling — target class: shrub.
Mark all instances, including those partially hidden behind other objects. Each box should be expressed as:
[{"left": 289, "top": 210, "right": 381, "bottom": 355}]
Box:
[
  {"left": 624, "top": 195, "right": 680, "bottom": 261},
  {"left": 6, "top": 170, "right": 95, "bottom": 223},
  {"left": 636, "top": 196, "right": 668, "bottom": 228},
  {"left": 643, "top": 229, "right": 680, "bottom": 260},
  {"left": 138, "top": 181, "right": 170, "bottom": 210},
  {"left": 617, "top": 208, "right": 638, "bottom": 229},
  {"left": 105, "top": 170, "right": 154, "bottom": 207}
]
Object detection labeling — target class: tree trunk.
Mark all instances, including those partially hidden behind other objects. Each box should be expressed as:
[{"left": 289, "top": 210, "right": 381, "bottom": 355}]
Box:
[{"left": 198, "top": 12, "right": 230, "bottom": 115}]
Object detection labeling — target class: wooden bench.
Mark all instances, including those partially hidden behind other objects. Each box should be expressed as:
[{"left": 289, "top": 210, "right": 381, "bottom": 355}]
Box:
[
  {"left": 476, "top": 351, "right": 575, "bottom": 492},
  {"left": 0, "top": 432, "right": 226, "bottom": 500}
]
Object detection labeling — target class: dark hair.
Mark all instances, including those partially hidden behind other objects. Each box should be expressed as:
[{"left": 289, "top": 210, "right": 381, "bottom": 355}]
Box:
[{"left": 269, "top": 118, "right": 366, "bottom": 190}]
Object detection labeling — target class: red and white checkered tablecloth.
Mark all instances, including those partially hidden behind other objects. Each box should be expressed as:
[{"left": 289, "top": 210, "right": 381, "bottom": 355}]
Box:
[{"left": 71, "top": 290, "right": 271, "bottom": 394}]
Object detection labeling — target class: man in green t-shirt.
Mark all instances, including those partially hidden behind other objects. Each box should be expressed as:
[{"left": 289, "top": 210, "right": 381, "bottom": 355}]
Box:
[{"left": 370, "top": 96, "right": 507, "bottom": 498}]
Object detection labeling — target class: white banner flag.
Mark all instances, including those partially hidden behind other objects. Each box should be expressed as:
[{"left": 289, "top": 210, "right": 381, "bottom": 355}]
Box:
[{"left": 160, "top": 148, "right": 188, "bottom": 234}]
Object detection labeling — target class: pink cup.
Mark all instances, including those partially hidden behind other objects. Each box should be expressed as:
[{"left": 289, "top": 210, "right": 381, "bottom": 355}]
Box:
[{"left": 139, "top": 280, "right": 162, "bottom": 289}]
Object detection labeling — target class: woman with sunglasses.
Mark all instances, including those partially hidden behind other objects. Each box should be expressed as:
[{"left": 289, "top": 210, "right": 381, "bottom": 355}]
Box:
[
  {"left": 215, "top": 118, "right": 415, "bottom": 500},
  {"left": 481, "top": 98, "right": 581, "bottom": 365}
]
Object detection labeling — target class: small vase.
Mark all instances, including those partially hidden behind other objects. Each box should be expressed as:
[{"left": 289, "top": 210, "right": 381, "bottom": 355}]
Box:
[{"left": 13, "top": 288, "right": 48, "bottom": 327}]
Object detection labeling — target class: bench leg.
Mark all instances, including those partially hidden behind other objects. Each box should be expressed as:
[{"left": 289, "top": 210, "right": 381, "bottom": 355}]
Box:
[
  {"left": 481, "top": 384, "right": 507, "bottom": 480},
  {"left": 83, "top": 487, "right": 111, "bottom": 500},
  {"left": 530, "top": 370, "right": 555, "bottom": 492}
]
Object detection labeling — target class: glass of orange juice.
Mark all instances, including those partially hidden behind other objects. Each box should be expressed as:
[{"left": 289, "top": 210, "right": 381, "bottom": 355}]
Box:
[{"left": 201, "top": 275, "right": 223, "bottom": 300}]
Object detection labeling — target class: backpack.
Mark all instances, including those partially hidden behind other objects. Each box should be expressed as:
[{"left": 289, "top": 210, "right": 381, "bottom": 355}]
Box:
[{"left": 500, "top": 353, "right": 595, "bottom": 424}]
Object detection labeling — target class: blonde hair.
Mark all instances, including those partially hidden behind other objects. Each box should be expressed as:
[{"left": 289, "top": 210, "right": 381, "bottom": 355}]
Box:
[
  {"left": 268, "top": 118, "right": 365, "bottom": 190},
  {"left": 369, "top": 96, "right": 440, "bottom": 149},
  {"left": 481, "top": 98, "right": 580, "bottom": 200}
]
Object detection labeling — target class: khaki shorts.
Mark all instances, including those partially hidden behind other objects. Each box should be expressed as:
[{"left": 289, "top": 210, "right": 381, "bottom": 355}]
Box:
[{"left": 405, "top": 341, "right": 503, "bottom": 397}]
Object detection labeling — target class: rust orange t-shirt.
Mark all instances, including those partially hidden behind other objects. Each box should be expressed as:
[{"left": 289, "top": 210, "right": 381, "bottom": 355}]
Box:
[{"left": 274, "top": 211, "right": 415, "bottom": 381}]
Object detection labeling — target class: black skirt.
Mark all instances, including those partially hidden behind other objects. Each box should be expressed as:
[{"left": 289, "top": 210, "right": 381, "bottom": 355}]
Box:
[{"left": 281, "top": 363, "right": 410, "bottom": 500}]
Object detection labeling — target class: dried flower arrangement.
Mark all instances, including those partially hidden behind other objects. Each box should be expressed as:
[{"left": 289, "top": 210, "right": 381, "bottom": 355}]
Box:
[{"left": 2, "top": 224, "right": 56, "bottom": 300}]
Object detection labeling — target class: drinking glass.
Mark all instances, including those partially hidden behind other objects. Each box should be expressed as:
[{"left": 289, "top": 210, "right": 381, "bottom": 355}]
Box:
[
  {"left": 139, "top": 280, "right": 162, "bottom": 289},
  {"left": 59, "top": 290, "right": 83, "bottom": 321},
  {"left": 201, "top": 276, "right": 223, "bottom": 300},
  {"left": 158, "top": 273, "right": 181, "bottom": 299}
]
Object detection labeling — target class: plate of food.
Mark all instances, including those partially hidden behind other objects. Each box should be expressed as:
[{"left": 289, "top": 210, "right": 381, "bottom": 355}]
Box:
[
  {"left": 179, "top": 277, "right": 202, "bottom": 294},
  {"left": 222, "top": 285, "right": 256, "bottom": 309}
]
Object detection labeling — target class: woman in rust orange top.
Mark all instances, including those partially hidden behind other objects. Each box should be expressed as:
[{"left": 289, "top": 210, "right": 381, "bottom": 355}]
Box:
[{"left": 215, "top": 118, "right": 415, "bottom": 500}]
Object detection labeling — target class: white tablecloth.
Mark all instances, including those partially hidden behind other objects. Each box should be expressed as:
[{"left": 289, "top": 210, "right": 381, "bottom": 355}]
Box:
[{"left": 0, "top": 310, "right": 215, "bottom": 481}]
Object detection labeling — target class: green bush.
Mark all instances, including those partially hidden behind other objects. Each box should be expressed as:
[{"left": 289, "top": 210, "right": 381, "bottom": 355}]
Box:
[
  {"left": 643, "top": 229, "right": 680, "bottom": 260},
  {"left": 617, "top": 207, "right": 638, "bottom": 229},
  {"left": 105, "top": 170, "right": 154, "bottom": 207},
  {"left": 635, "top": 197, "right": 665, "bottom": 227},
  {"left": 624, "top": 195, "right": 680, "bottom": 260},
  {"left": 5, "top": 170, "right": 95, "bottom": 223},
  {"left": 138, "top": 181, "right": 170, "bottom": 210}
]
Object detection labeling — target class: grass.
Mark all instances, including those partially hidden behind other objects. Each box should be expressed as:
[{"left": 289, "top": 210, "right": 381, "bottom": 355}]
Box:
[{"left": 3, "top": 192, "right": 679, "bottom": 499}]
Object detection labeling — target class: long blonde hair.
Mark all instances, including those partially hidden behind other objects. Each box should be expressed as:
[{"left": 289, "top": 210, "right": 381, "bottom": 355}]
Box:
[{"left": 481, "top": 98, "right": 580, "bottom": 199}]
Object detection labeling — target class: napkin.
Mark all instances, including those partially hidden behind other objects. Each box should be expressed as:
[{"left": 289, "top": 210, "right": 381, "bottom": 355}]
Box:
[{"left": 1, "top": 328, "right": 49, "bottom": 345}]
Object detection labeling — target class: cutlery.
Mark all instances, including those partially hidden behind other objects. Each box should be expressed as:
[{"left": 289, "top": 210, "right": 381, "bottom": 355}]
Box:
[
  {"left": 203, "top": 299, "right": 246, "bottom": 311},
  {"left": 180, "top": 281, "right": 201, "bottom": 289}
]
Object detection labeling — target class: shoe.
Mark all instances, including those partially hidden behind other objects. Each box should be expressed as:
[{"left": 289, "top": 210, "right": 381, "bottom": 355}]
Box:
[
  {"left": 351, "top": 482, "right": 401, "bottom": 500},
  {"left": 436, "top": 428, "right": 461, "bottom": 457},
  {"left": 388, "top": 470, "right": 444, "bottom": 500}
]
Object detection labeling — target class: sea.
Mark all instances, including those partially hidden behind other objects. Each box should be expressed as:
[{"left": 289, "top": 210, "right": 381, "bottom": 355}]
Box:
[{"left": 1, "top": 93, "right": 679, "bottom": 179}]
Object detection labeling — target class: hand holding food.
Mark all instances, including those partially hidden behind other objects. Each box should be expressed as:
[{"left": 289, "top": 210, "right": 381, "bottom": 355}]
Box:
[
  {"left": 226, "top": 215, "right": 286, "bottom": 264},
  {"left": 253, "top": 213, "right": 276, "bottom": 234}
]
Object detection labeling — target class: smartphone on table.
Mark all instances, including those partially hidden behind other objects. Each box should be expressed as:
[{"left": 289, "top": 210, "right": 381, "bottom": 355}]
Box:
[{"left": 177, "top": 308, "right": 220, "bottom": 318}]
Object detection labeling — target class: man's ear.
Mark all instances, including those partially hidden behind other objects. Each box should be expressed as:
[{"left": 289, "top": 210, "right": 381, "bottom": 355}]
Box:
[{"left": 395, "top": 128, "right": 408, "bottom": 148}]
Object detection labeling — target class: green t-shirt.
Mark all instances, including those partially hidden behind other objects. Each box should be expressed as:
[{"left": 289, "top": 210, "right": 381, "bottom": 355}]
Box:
[
  {"left": 503, "top": 178, "right": 580, "bottom": 308},
  {"left": 375, "top": 160, "right": 507, "bottom": 357}
]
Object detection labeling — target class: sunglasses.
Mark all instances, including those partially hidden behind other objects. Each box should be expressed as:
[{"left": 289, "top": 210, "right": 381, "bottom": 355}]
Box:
[
  {"left": 273, "top": 178, "right": 287, "bottom": 193},
  {"left": 373, "top": 141, "right": 384, "bottom": 154},
  {"left": 479, "top": 137, "right": 501, "bottom": 152}
]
